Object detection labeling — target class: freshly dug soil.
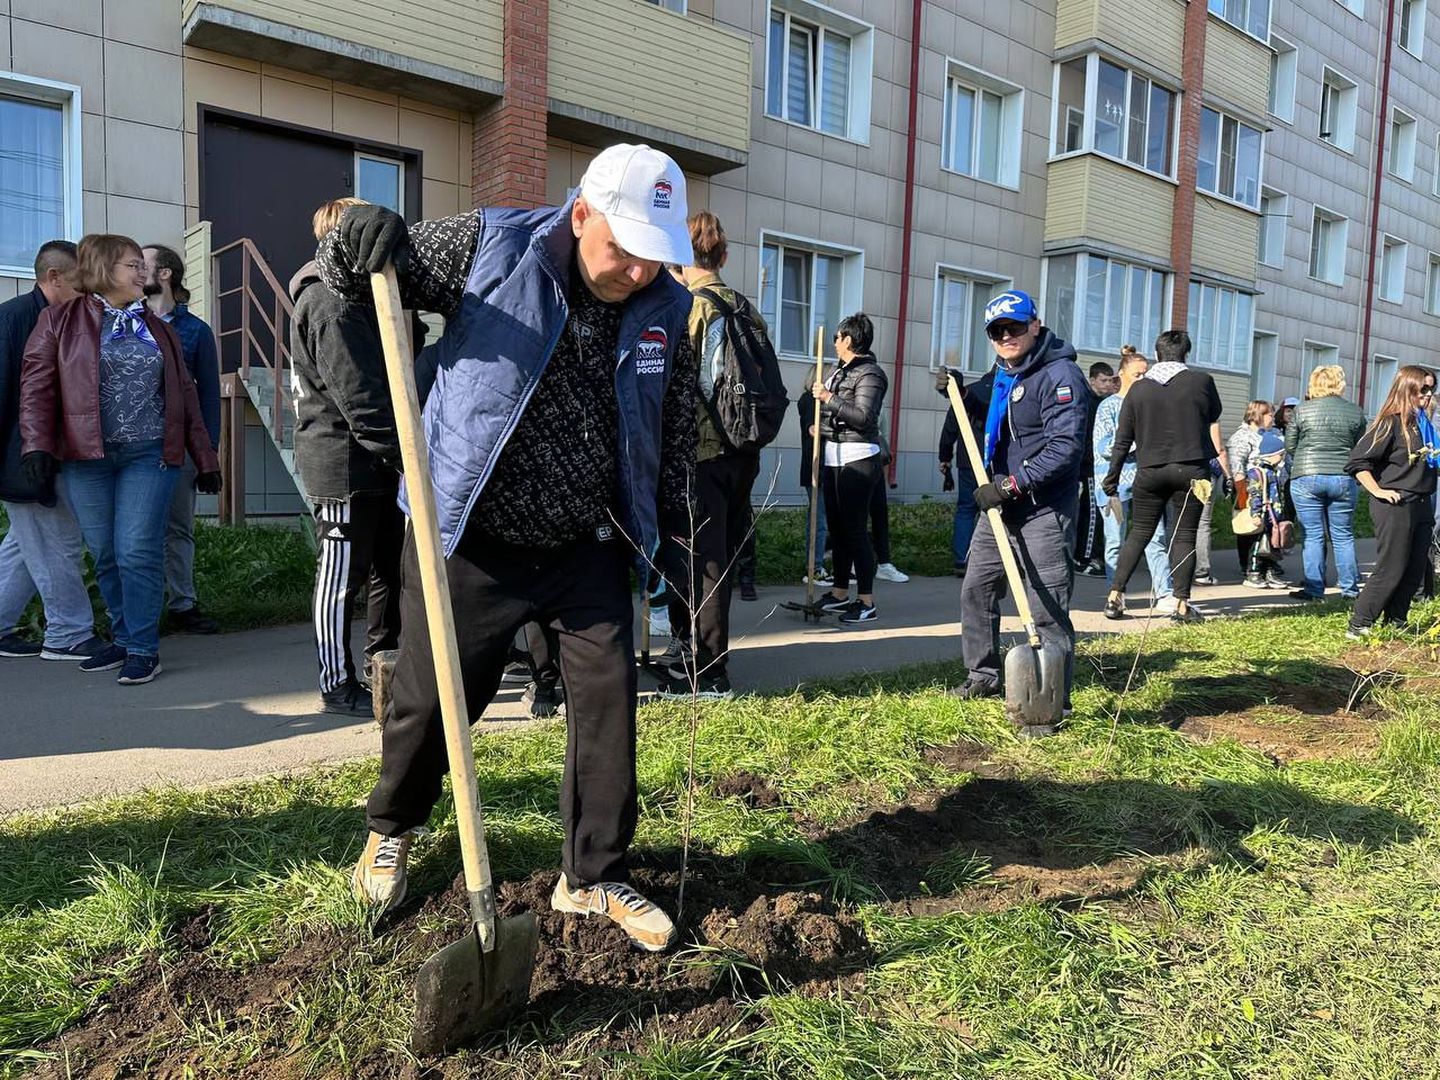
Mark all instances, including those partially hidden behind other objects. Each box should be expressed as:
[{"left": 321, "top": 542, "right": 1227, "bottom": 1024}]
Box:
[{"left": 1178, "top": 705, "right": 1380, "bottom": 764}]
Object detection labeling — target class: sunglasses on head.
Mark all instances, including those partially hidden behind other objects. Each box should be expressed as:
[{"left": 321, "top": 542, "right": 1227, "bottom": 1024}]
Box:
[{"left": 986, "top": 321, "right": 1029, "bottom": 342}]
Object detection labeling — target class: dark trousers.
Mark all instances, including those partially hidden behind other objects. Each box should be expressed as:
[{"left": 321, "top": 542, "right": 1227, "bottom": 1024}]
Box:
[
  {"left": 666, "top": 453, "right": 760, "bottom": 677},
  {"left": 822, "top": 455, "right": 882, "bottom": 594},
  {"left": 1352, "top": 497, "right": 1435, "bottom": 629},
  {"left": 524, "top": 620, "right": 563, "bottom": 693},
  {"left": 1235, "top": 532, "right": 1281, "bottom": 579},
  {"left": 369, "top": 528, "right": 637, "bottom": 888},
  {"left": 868, "top": 478, "right": 892, "bottom": 565},
  {"left": 960, "top": 499, "right": 1077, "bottom": 705},
  {"left": 312, "top": 484, "right": 403, "bottom": 693},
  {"left": 1114, "top": 464, "right": 1207, "bottom": 600},
  {"left": 1074, "top": 476, "right": 1104, "bottom": 563}
]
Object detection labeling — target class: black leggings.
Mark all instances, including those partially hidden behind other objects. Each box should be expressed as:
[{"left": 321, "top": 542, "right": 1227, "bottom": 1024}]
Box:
[
  {"left": 1352, "top": 497, "right": 1435, "bottom": 629},
  {"left": 868, "top": 477, "right": 892, "bottom": 564},
  {"left": 1114, "top": 463, "right": 1208, "bottom": 600},
  {"left": 822, "top": 455, "right": 882, "bottom": 594}
]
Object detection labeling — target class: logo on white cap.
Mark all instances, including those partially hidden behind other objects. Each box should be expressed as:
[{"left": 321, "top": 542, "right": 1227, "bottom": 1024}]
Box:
[{"left": 579, "top": 144, "right": 693, "bottom": 266}]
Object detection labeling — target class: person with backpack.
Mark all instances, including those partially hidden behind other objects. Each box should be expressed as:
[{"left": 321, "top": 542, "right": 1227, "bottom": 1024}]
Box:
[
  {"left": 658, "top": 211, "right": 786, "bottom": 698},
  {"left": 1228, "top": 401, "right": 1291, "bottom": 588}
]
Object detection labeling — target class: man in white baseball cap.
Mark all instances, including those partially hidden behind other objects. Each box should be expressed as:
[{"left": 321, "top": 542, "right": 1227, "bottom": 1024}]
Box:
[{"left": 316, "top": 143, "right": 699, "bottom": 952}]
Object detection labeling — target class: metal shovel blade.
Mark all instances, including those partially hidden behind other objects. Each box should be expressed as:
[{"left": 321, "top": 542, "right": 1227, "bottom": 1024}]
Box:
[
  {"left": 410, "top": 912, "right": 540, "bottom": 1056},
  {"left": 1003, "top": 641, "right": 1066, "bottom": 737}
]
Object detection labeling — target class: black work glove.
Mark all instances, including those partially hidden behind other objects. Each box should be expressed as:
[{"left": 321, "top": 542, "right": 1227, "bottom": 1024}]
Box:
[
  {"left": 340, "top": 204, "right": 409, "bottom": 273},
  {"left": 975, "top": 475, "right": 1022, "bottom": 511},
  {"left": 941, "top": 462, "right": 955, "bottom": 493},
  {"left": 21, "top": 451, "right": 57, "bottom": 492},
  {"left": 196, "top": 470, "right": 223, "bottom": 495}
]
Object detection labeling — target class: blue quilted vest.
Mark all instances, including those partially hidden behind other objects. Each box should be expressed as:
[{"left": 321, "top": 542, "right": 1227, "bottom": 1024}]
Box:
[{"left": 402, "top": 195, "right": 691, "bottom": 570}]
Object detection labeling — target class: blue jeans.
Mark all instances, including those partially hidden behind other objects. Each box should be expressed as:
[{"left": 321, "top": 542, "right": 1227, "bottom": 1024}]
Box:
[
  {"left": 1102, "top": 497, "right": 1173, "bottom": 598},
  {"left": 62, "top": 440, "right": 179, "bottom": 657},
  {"left": 952, "top": 470, "right": 978, "bottom": 568},
  {"left": 1290, "top": 473, "right": 1359, "bottom": 597}
]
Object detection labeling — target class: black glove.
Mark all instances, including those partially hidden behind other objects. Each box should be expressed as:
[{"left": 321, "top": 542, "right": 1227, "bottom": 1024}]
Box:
[
  {"left": 21, "top": 451, "right": 57, "bottom": 492},
  {"left": 1101, "top": 475, "right": 1120, "bottom": 498},
  {"left": 975, "top": 475, "right": 1022, "bottom": 511},
  {"left": 941, "top": 462, "right": 955, "bottom": 493},
  {"left": 196, "top": 470, "right": 223, "bottom": 495},
  {"left": 340, "top": 204, "right": 409, "bottom": 273}
]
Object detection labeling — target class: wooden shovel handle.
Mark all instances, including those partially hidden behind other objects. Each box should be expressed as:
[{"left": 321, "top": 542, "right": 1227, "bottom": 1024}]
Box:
[
  {"left": 805, "top": 324, "right": 825, "bottom": 609},
  {"left": 944, "top": 379, "right": 1042, "bottom": 647},
  {"left": 370, "top": 266, "right": 497, "bottom": 947}
]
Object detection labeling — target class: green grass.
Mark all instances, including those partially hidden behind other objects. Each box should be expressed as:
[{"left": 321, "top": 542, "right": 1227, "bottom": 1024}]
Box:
[{"left": 3, "top": 601, "right": 1439, "bottom": 1077}]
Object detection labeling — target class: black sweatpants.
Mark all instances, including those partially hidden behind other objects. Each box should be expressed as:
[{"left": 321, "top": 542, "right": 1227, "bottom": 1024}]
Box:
[
  {"left": 868, "top": 478, "right": 892, "bottom": 565},
  {"left": 822, "top": 454, "right": 882, "bottom": 594},
  {"left": 368, "top": 527, "right": 637, "bottom": 888},
  {"left": 524, "top": 620, "right": 563, "bottom": 694},
  {"left": 1352, "top": 497, "right": 1435, "bottom": 629},
  {"left": 667, "top": 453, "right": 760, "bottom": 677},
  {"left": 1114, "top": 463, "right": 1207, "bottom": 600},
  {"left": 312, "top": 484, "right": 403, "bottom": 693}
]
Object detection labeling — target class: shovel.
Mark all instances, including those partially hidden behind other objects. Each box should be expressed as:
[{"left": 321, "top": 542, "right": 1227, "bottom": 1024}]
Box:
[
  {"left": 781, "top": 325, "right": 832, "bottom": 622},
  {"left": 370, "top": 266, "right": 539, "bottom": 1055},
  {"left": 944, "top": 376, "right": 1065, "bottom": 737}
]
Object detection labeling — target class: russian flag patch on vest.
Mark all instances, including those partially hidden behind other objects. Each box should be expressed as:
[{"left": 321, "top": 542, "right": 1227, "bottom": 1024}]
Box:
[{"left": 1056, "top": 384, "right": 1073, "bottom": 403}]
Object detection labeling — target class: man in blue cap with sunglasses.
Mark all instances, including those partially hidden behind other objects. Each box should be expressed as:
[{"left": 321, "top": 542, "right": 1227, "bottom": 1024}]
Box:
[{"left": 949, "top": 290, "right": 1087, "bottom": 714}]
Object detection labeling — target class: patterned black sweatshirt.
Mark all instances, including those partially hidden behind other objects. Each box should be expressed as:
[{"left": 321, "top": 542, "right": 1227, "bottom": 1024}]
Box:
[{"left": 316, "top": 210, "right": 697, "bottom": 548}]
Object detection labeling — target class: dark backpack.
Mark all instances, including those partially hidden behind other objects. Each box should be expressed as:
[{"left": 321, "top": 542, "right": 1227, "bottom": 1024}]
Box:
[{"left": 695, "top": 287, "right": 789, "bottom": 454}]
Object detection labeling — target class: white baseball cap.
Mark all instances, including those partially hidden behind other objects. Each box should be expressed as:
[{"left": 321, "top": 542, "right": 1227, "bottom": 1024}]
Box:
[{"left": 579, "top": 143, "right": 694, "bottom": 266}]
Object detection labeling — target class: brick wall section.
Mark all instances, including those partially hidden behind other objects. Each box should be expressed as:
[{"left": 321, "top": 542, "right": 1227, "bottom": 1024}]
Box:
[
  {"left": 1169, "top": 0, "right": 1209, "bottom": 327},
  {"left": 471, "top": 0, "right": 549, "bottom": 208}
]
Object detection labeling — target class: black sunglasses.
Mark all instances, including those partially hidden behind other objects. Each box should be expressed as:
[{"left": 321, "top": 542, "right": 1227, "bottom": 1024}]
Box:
[{"left": 986, "top": 321, "right": 1029, "bottom": 342}]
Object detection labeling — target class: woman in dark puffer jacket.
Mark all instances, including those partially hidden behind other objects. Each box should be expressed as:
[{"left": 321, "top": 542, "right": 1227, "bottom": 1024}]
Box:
[{"left": 813, "top": 312, "right": 888, "bottom": 625}]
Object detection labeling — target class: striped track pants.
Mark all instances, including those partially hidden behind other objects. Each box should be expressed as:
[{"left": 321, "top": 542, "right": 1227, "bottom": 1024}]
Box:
[{"left": 312, "top": 492, "right": 403, "bottom": 693}]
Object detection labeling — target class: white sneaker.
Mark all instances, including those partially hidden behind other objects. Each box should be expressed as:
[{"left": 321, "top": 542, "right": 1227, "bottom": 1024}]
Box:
[
  {"left": 802, "top": 569, "right": 833, "bottom": 588},
  {"left": 648, "top": 607, "right": 672, "bottom": 637},
  {"left": 875, "top": 562, "right": 909, "bottom": 583},
  {"left": 551, "top": 876, "right": 677, "bottom": 952},
  {"left": 1153, "top": 596, "right": 1179, "bottom": 615}
]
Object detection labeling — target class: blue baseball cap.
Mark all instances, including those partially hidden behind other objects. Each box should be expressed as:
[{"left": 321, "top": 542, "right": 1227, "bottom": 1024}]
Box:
[{"left": 984, "top": 290, "right": 1038, "bottom": 327}]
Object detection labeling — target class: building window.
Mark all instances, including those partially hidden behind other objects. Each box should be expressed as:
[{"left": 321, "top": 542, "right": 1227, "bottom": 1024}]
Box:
[
  {"left": 1319, "top": 67, "right": 1359, "bottom": 152},
  {"left": 1043, "top": 253, "right": 1168, "bottom": 355},
  {"left": 1333, "top": 0, "right": 1364, "bottom": 14},
  {"left": 1400, "top": 0, "right": 1426, "bottom": 55},
  {"left": 0, "top": 76, "right": 80, "bottom": 275},
  {"left": 932, "top": 269, "right": 1008, "bottom": 374},
  {"left": 1197, "top": 107, "right": 1263, "bottom": 209},
  {"left": 1434, "top": 134, "right": 1440, "bottom": 197},
  {"left": 1258, "top": 188, "right": 1288, "bottom": 268},
  {"left": 1379, "top": 236, "right": 1408, "bottom": 303},
  {"left": 758, "top": 235, "right": 862, "bottom": 359},
  {"left": 1252, "top": 331, "right": 1278, "bottom": 402},
  {"left": 1369, "top": 354, "right": 1399, "bottom": 414},
  {"left": 942, "top": 64, "right": 1022, "bottom": 188},
  {"left": 1049, "top": 55, "right": 1176, "bottom": 178},
  {"left": 1268, "top": 36, "right": 1297, "bottom": 123},
  {"left": 1308, "top": 207, "right": 1348, "bottom": 285},
  {"left": 1187, "top": 282, "right": 1256, "bottom": 372},
  {"left": 1389, "top": 109, "right": 1418, "bottom": 182},
  {"left": 647, "top": 0, "right": 686, "bottom": 10},
  {"left": 765, "top": 4, "right": 872, "bottom": 142},
  {"left": 1426, "top": 253, "right": 1440, "bottom": 315},
  {"left": 356, "top": 153, "right": 404, "bottom": 214},
  {"left": 1302, "top": 341, "right": 1340, "bottom": 384},
  {"left": 1208, "top": 0, "right": 1270, "bottom": 39}
]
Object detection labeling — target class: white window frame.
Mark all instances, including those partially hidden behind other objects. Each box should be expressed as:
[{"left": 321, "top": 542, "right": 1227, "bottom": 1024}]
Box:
[
  {"left": 1388, "top": 108, "right": 1418, "bottom": 183},
  {"left": 1308, "top": 205, "right": 1348, "bottom": 286},
  {"left": 1041, "top": 252, "right": 1171, "bottom": 355},
  {"left": 1267, "top": 36, "right": 1297, "bottom": 123},
  {"left": 1319, "top": 67, "right": 1359, "bottom": 153},
  {"left": 1187, "top": 280, "right": 1257, "bottom": 373},
  {"left": 941, "top": 61, "right": 1023, "bottom": 190},
  {"left": 1208, "top": 0, "right": 1272, "bottom": 42},
  {"left": 1400, "top": 0, "right": 1426, "bottom": 56},
  {"left": 764, "top": 1, "right": 874, "bottom": 144},
  {"left": 0, "top": 72, "right": 83, "bottom": 278},
  {"left": 354, "top": 152, "right": 406, "bottom": 214},
  {"left": 1258, "top": 187, "right": 1288, "bottom": 268},
  {"left": 1196, "top": 106, "right": 1265, "bottom": 210},
  {"left": 1369, "top": 354, "right": 1399, "bottom": 415},
  {"left": 1332, "top": 0, "right": 1364, "bottom": 14},
  {"left": 1302, "top": 340, "right": 1341, "bottom": 389},
  {"left": 646, "top": 0, "right": 687, "bottom": 12},
  {"left": 930, "top": 264, "right": 1011, "bottom": 374},
  {"left": 757, "top": 230, "right": 865, "bottom": 361},
  {"left": 1252, "top": 330, "right": 1279, "bottom": 402},
  {"left": 1433, "top": 133, "right": 1440, "bottom": 197},
  {"left": 1379, "top": 235, "right": 1408, "bottom": 304},
  {"left": 1047, "top": 53, "right": 1179, "bottom": 181},
  {"left": 1426, "top": 252, "right": 1440, "bottom": 316}
]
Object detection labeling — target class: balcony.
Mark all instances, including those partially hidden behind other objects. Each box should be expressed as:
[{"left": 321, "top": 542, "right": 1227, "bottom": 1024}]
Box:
[
  {"left": 547, "top": 0, "right": 751, "bottom": 174},
  {"left": 181, "top": 0, "right": 504, "bottom": 110}
]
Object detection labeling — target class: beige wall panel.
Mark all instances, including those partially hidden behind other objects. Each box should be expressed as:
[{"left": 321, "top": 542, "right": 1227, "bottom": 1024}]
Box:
[
  {"left": 421, "top": 178, "right": 459, "bottom": 219},
  {"left": 1203, "top": 17, "right": 1270, "bottom": 117},
  {"left": 1211, "top": 370, "right": 1253, "bottom": 430},
  {"left": 184, "top": 0, "right": 503, "bottom": 83},
  {"left": 548, "top": 0, "right": 750, "bottom": 154},
  {"left": 334, "top": 92, "right": 400, "bottom": 144},
  {"left": 11, "top": 20, "right": 105, "bottom": 115},
  {"left": 1095, "top": 0, "right": 1185, "bottom": 74},
  {"left": 105, "top": 0, "right": 183, "bottom": 53},
  {"left": 184, "top": 56, "right": 262, "bottom": 133},
  {"left": 1080, "top": 157, "right": 1173, "bottom": 259},
  {"left": 1054, "top": 0, "right": 1099, "bottom": 50},
  {"left": 401, "top": 108, "right": 459, "bottom": 183},
  {"left": 259, "top": 74, "right": 333, "bottom": 130},
  {"left": 1045, "top": 156, "right": 1091, "bottom": 242},
  {"left": 1192, "top": 196, "right": 1260, "bottom": 283}
]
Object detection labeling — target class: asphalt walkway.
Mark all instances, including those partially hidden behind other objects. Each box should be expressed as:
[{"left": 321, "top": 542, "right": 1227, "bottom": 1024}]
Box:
[{"left": 1, "top": 541, "right": 1377, "bottom": 814}]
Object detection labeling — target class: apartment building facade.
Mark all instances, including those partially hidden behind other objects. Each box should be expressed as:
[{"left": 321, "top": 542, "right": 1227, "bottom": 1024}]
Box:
[{"left": 0, "top": 0, "right": 1430, "bottom": 510}]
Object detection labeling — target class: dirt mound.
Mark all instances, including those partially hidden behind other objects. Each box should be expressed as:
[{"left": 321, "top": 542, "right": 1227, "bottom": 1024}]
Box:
[
  {"left": 711, "top": 770, "right": 785, "bottom": 809},
  {"left": 1178, "top": 706, "right": 1379, "bottom": 764}
]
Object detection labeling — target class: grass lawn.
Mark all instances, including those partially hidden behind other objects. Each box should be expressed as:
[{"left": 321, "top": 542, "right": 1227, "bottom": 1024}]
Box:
[{"left": 3, "top": 601, "right": 1437, "bottom": 1078}]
